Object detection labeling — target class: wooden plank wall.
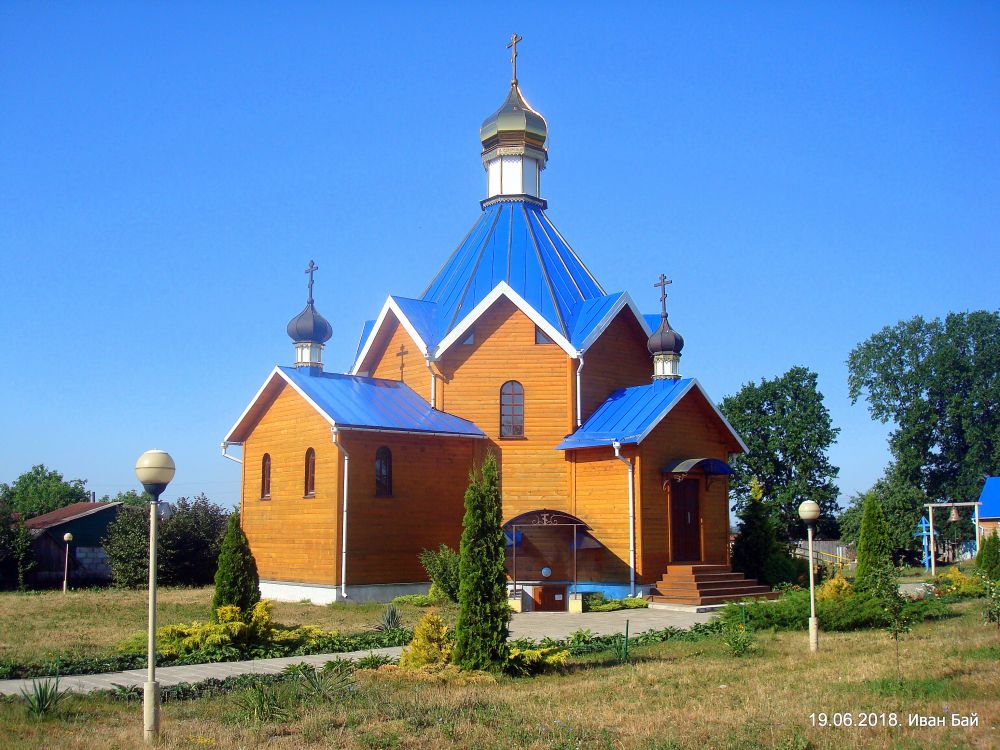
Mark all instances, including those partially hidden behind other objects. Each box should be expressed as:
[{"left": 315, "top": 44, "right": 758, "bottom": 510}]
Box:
[
  {"left": 337, "top": 432, "right": 475, "bottom": 585},
  {"left": 637, "top": 390, "right": 740, "bottom": 577},
  {"left": 579, "top": 310, "right": 652, "bottom": 423},
  {"left": 429, "top": 298, "right": 573, "bottom": 519},
  {"left": 369, "top": 318, "right": 432, "bottom": 402},
  {"left": 568, "top": 446, "right": 635, "bottom": 583},
  {"left": 241, "top": 383, "right": 340, "bottom": 584}
]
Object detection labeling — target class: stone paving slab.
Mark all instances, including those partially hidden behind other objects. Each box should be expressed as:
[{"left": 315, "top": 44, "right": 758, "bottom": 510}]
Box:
[{"left": 0, "top": 607, "right": 714, "bottom": 696}]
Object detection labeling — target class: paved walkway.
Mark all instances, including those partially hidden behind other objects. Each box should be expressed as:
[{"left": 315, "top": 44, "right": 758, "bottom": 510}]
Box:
[{"left": 0, "top": 607, "right": 712, "bottom": 696}]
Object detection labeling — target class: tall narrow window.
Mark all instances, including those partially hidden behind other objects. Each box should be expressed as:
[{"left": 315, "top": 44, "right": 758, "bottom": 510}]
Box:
[
  {"left": 261, "top": 453, "right": 271, "bottom": 499},
  {"left": 500, "top": 380, "right": 525, "bottom": 438},
  {"left": 304, "top": 448, "right": 316, "bottom": 497},
  {"left": 375, "top": 446, "right": 392, "bottom": 497}
]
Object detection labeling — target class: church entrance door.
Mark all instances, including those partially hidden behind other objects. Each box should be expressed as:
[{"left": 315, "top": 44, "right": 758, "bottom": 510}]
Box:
[
  {"left": 532, "top": 585, "right": 567, "bottom": 612},
  {"left": 670, "top": 479, "right": 701, "bottom": 562}
]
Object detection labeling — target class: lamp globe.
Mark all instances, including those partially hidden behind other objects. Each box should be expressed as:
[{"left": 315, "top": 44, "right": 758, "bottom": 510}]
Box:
[{"left": 798, "top": 500, "right": 821, "bottom": 523}]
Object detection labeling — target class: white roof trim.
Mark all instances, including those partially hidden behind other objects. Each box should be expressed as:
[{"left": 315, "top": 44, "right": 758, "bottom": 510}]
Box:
[
  {"left": 223, "top": 366, "right": 337, "bottom": 444},
  {"left": 577, "top": 291, "right": 653, "bottom": 353},
  {"left": 436, "top": 281, "right": 577, "bottom": 358},
  {"left": 633, "top": 379, "right": 748, "bottom": 453},
  {"left": 350, "top": 296, "right": 431, "bottom": 376}
]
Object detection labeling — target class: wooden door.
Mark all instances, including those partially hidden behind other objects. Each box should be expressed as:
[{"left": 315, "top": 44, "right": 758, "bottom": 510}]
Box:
[
  {"left": 532, "top": 585, "right": 567, "bottom": 612},
  {"left": 670, "top": 479, "right": 701, "bottom": 562}
]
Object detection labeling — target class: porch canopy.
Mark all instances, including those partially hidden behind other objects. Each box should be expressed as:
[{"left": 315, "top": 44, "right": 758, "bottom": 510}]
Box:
[
  {"left": 502, "top": 509, "right": 601, "bottom": 594},
  {"left": 661, "top": 457, "right": 734, "bottom": 488}
]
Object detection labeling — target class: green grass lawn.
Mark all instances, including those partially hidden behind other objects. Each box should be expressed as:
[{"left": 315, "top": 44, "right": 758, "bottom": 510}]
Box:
[
  {"left": 0, "top": 587, "right": 454, "bottom": 664},
  {"left": 1, "top": 599, "right": 997, "bottom": 749}
]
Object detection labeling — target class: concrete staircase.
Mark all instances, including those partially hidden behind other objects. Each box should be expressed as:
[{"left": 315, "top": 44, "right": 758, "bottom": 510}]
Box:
[{"left": 648, "top": 563, "right": 779, "bottom": 606}]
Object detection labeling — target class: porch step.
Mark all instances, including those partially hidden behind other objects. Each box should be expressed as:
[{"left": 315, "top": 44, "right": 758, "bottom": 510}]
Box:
[{"left": 648, "top": 564, "right": 778, "bottom": 606}]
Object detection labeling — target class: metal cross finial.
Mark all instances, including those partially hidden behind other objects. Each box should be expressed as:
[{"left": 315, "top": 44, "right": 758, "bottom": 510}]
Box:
[
  {"left": 396, "top": 344, "right": 408, "bottom": 379},
  {"left": 654, "top": 273, "right": 672, "bottom": 317},
  {"left": 305, "top": 260, "right": 319, "bottom": 304},
  {"left": 507, "top": 33, "right": 523, "bottom": 84}
]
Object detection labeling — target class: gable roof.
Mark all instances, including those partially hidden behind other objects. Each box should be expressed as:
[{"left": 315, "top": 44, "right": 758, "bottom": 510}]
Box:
[
  {"left": 25, "top": 502, "right": 122, "bottom": 530},
  {"left": 224, "top": 366, "right": 486, "bottom": 444},
  {"left": 979, "top": 477, "right": 1000, "bottom": 519},
  {"left": 555, "top": 378, "right": 748, "bottom": 452}
]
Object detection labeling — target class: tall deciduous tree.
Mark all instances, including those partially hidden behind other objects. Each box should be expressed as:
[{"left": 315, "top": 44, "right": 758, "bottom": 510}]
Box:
[
  {"left": 0, "top": 465, "right": 90, "bottom": 518},
  {"left": 848, "top": 311, "right": 1000, "bottom": 504},
  {"left": 720, "top": 366, "right": 841, "bottom": 539},
  {"left": 453, "top": 453, "right": 509, "bottom": 671}
]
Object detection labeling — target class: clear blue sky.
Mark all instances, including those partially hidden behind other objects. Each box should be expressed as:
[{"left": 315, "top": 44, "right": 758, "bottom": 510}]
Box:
[{"left": 2, "top": 2, "right": 998, "bottom": 511}]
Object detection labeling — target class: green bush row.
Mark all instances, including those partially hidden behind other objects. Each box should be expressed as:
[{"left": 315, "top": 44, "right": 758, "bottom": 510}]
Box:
[
  {"left": 0, "top": 627, "right": 413, "bottom": 679},
  {"left": 717, "top": 589, "right": 951, "bottom": 632},
  {"left": 581, "top": 593, "right": 649, "bottom": 612},
  {"left": 510, "top": 620, "right": 724, "bottom": 657}
]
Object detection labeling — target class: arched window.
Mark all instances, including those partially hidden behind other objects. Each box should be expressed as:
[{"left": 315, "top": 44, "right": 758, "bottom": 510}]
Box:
[
  {"left": 304, "top": 448, "right": 316, "bottom": 497},
  {"left": 261, "top": 453, "right": 271, "bottom": 499},
  {"left": 500, "top": 380, "right": 525, "bottom": 438},
  {"left": 375, "top": 446, "right": 392, "bottom": 497}
]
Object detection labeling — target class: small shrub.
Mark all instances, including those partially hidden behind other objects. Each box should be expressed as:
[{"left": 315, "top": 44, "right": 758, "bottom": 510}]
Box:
[
  {"left": 376, "top": 602, "right": 403, "bottom": 632},
  {"left": 976, "top": 533, "right": 1000, "bottom": 580},
  {"left": 232, "top": 682, "right": 295, "bottom": 724},
  {"left": 816, "top": 574, "right": 853, "bottom": 601},
  {"left": 356, "top": 652, "right": 397, "bottom": 669},
  {"left": 932, "top": 566, "right": 985, "bottom": 598},
  {"left": 400, "top": 611, "right": 452, "bottom": 670},
  {"left": 294, "top": 663, "right": 352, "bottom": 703},
  {"left": 20, "top": 677, "right": 66, "bottom": 718},
  {"left": 723, "top": 624, "right": 756, "bottom": 657},
  {"left": 582, "top": 593, "right": 649, "bottom": 612},
  {"left": 391, "top": 594, "right": 436, "bottom": 607},
  {"left": 505, "top": 646, "right": 569, "bottom": 676},
  {"left": 419, "top": 545, "right": 460, "bottom": 602}
]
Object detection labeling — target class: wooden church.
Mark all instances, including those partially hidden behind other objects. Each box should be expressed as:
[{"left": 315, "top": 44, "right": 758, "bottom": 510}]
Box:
[{"left": 223, "top": 44, "right": 774, "bottom": 610}]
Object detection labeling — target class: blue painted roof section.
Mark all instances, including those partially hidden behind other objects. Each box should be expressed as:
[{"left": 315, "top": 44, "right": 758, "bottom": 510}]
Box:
[
  {"left": 979, "top": 477, "right": 1000, "bottom": 519},
  {"left": 556, "top": 378, "right": 694, "bottom": 449},
  {"left": 279, "top": 366, "right": 484, "bottom": 437},
  {"left": 391, "top": 296, "right": 440, "bottom": 348},
  {"left": 567, "top": 292, "right": 626, "bottom": 348},
  {"left": 421, "top": 201, "right": 605, "bottom": 340},
  {"left": 354, "top": 320, "right": 376, "bottom": 363}
]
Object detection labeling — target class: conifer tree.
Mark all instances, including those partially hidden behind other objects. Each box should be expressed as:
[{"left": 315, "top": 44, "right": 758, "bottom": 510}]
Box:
[
  {"left": 453, "top": 453, "right": 509, "bottom": 671},
  {"left": 212, "top": 513, "right": 260, "bottom": 620},
  {"left": 854, "top": 492, "right": 894, "bottom": 592},
  {"left": 977, "top": 532, "right": 1000, "bottom": 581},
  {"left": 731, "top": 477, "right": 780, "bottom": 584}
]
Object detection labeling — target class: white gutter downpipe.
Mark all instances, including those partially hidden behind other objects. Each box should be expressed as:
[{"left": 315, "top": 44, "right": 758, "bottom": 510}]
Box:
[
  {"left": 332, "top": 427, "right": 350, "bottom": 599},
  {"left": 576, "top": 354, "right": 585, "bottom": 427},
  {"left": 220, "top": 442, "right": 243, "bottom": 464},
  {"left": 426, "top": 357, "right": 437, "bottom": 409},
  {"left": 612, "top": 441, "right": 636, "bottom": 597}
]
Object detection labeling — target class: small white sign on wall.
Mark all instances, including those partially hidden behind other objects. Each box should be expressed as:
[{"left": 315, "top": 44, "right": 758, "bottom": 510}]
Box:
[{"left": 554, "top": 594, "right": 563, "bottom": 601}]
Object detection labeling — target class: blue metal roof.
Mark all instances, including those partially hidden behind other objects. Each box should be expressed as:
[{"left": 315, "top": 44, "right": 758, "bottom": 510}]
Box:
[
  {"left": 354, "top": 319, "right": 376, "bottom": 363},
  {"left": 567, "top": 292, "right": 626, "bottom": 348},
  {"left": 391, "top": 296, "right": 440, "bottom": 348},
  {"left": 979, "top": 477, "right": 1000, "bottom": 519},
  {"left": 421, "top": 201, "right": 605, "bottom": 341},
  {"left": 279, "top": 366, "right": 485, "bottom": 437},
  {"left": 556, "top": 378, "right": 694, "bottom": 449}
]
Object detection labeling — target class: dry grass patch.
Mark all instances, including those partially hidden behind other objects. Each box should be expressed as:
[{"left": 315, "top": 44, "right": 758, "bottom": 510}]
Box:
[
  {"left": 0, "top": 587, "right": 455, "bottom": 664},
  {"left": 1, "top": 600, "right": 997, "bottom": 749}
]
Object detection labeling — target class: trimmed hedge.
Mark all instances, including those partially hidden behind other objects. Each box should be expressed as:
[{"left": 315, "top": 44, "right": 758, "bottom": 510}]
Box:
[
  {"left": 717, "top": 589, "right": 951, "bottom": 632},
  {"left": 0, "top": 627, "right": 413, "bottom": 680}
]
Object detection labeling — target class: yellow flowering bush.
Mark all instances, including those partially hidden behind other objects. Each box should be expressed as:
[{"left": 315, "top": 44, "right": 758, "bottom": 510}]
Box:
[
  {"left": 399, "top": 611, "right": 452, "bottom": 670},
  {"left": 816, "top": 574, "right": 854, "bottom": 602}
]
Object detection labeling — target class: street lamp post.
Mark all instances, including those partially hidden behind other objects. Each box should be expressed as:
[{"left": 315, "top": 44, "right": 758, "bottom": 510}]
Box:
[
  {"left": 798, "top": 500, "right": 821, "bottom": 653},
  {"left": 135, "top": 450, "right": 175, "bottom": 745},
  {"left": 62, "top": 532, "right": 73, "bottom": 593}
]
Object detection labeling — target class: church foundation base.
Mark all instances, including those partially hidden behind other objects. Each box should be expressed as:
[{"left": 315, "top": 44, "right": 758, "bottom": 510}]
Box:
[{"left": 259, "top": 580, "right": 431, "bottom": 605}]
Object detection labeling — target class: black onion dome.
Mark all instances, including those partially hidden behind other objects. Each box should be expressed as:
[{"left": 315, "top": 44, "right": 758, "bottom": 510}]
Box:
[
  {"left": 647, "top": 315, "right": 684, "bottom": 355},
  {"left": 287, "top": 302, "right": 333, "bottom": 344}
]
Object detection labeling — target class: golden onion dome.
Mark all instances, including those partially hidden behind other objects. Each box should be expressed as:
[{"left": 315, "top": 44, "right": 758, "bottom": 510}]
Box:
[{"left": 479, "top": 83, "right": 548, "bottom": 167}]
